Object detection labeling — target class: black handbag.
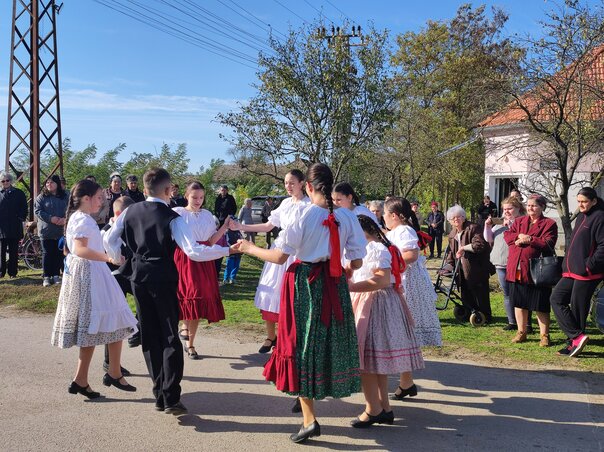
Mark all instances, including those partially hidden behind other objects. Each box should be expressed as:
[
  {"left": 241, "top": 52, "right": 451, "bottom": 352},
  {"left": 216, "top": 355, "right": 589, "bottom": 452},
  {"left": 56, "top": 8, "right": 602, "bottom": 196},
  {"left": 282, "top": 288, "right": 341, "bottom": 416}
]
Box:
[{"left": 530, "top": 242, "right": 563, "bottom": 287}]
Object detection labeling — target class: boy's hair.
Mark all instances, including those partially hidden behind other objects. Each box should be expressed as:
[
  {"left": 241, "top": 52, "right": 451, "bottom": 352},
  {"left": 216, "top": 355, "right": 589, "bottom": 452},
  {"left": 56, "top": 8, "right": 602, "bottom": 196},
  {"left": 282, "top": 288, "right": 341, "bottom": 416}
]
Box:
[
  {"left": 143, "top": 168, "right": 171, "bottom": 196},
  {"left": 113, "top": 195, "right": 135, "bottom": 214}
]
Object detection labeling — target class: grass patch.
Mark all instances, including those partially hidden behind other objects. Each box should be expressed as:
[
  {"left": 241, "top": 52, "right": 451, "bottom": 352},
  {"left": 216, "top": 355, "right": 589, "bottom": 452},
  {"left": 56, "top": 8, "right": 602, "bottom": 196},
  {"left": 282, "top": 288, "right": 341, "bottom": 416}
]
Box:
[{"left": 3, "top": 242, "right": 603, "bottom": 372}]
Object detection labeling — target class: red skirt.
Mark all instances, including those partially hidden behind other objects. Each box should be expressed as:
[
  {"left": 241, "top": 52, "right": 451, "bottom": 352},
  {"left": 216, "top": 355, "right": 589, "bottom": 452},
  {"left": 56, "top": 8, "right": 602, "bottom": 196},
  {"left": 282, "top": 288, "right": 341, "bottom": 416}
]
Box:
[{"left": 174, "top": 245, "right": 225, "bottom": 323}]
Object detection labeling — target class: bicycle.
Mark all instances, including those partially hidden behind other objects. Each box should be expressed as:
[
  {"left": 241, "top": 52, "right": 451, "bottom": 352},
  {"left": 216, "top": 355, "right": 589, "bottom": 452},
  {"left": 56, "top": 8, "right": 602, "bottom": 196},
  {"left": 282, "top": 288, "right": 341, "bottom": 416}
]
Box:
[{"left": 18, "top": 222, "right": 43, "bottom": 271}]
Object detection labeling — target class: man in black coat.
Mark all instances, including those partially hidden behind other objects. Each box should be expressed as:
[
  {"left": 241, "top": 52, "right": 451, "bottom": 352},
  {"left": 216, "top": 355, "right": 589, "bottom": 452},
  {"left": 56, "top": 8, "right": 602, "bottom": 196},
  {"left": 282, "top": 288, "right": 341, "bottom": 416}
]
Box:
[
  {"left": 426, "top": 201, "right": 445, "bottom": 259},
  {"left": 124, "top": 174, "right": 146, "bottom": 203},
  {"left": 476, "top": 195, "right": 498, "bottom": 227},
  {"left": 0, "top": 172, "right": 28, "bottom": 278},
  {"left": 214, "top": 184, "right": 237, "bottom": 226}
]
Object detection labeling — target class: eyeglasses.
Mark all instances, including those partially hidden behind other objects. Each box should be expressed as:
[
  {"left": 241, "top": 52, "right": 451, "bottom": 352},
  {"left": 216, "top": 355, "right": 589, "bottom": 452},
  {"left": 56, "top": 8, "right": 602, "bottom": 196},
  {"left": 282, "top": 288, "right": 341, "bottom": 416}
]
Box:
[{"left": 0, "top": 180, "right": 10, "bottom": 183}]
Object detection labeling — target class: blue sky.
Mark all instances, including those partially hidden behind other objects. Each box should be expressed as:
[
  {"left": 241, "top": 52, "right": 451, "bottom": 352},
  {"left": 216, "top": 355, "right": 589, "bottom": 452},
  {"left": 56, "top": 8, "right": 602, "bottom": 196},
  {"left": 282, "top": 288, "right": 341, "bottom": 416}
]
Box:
[{"left": 0, "top": 0, "right": 566, "bottom": 173}]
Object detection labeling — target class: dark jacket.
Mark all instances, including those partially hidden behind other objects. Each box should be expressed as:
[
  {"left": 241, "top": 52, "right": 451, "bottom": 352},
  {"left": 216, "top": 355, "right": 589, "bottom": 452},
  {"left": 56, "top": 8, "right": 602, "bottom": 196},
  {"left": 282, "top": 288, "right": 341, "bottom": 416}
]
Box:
[
  {"left": 446, "top": 221, "right": 492, "bottom": 285},
  {"left": 169, "top": 196, "right": 187, "bottom": 208},
  {"left": 0, "top": 186, "right": 27, "bottom": 240},
  {"left": 562, "top": 206, "right": 604, "bottom": 281},
  {"left": 477, "top": 201, "right": 498, "bottom": 223},
  {"left": 214, "top": 194, "right": 237, "bottom": 225},
  {"left": 34, "top": 192, "right": 69, "bottom": 240},
  {"left": 504, "top": 215, "right": 558, "bottom": 284},
  {"left": 104, "top": 188, "right": 125, "bottom": 223},
  {"left": 124, "top": 188, "right": 145, "bottom": 203},
  {"left": 426, "top": 210, "right": 445, "bottom": 235},
  {"left": 119, "top": 201, "right": 180, "bottom": 283}
]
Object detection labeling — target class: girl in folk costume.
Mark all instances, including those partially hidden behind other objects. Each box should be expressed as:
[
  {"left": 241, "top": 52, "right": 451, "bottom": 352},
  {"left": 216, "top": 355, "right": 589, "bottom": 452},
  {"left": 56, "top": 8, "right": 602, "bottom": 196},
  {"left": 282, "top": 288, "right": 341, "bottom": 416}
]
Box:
[
  {"left": 51, "top": 179, "right": 138, "bottom": 399},
  {"left": 349, "top": 215, "right": 424, "bottom": 428},
  {"left": 384, "top": 197, "right": 442, "bottom": 401},
  {"left": 173, "top": 181, "right": 232, "bottom": 359},
  {"left": 235, "top": 169, "right": 310, "bottom": 353},
  {"left": 234, "top": 163, "right": 367, "bottom": 444}
]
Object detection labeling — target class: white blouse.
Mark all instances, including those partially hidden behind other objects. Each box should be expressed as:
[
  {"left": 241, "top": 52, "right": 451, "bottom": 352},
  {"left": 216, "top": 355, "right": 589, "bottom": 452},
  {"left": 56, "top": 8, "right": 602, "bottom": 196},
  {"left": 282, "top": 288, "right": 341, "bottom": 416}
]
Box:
[
  {"left": 67, "top": 211, "right": 103, "bottom": 254},
  {"left": 275, "top": 204, "right": 367, "bottom": 263},
  {"left": 386, "top": 224, "right": 419, "bottom": 252},
  {"left": 268, "top": 196, "right": 311, "bottom": 229},
  {"left": 351, "top": 240, "right": 394, "bottom": 284},
  {"left": 173, "top": 207, "right": 217, "bottom": 242}
]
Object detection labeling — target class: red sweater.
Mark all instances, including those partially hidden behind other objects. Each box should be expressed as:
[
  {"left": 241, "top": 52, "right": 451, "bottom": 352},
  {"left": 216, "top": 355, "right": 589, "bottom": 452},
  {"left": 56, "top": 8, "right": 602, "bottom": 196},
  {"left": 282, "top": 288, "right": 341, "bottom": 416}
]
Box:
[{"left": 504, "top": 215, "right": 558, "bottom": 284}]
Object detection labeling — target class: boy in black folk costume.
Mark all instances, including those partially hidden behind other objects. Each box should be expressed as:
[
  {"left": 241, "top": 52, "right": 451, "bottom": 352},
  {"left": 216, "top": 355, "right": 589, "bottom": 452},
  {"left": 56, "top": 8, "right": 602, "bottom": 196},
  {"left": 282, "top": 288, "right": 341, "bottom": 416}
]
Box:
[{"left": 104, "top": 168, "right": 232, "bottom": 414}]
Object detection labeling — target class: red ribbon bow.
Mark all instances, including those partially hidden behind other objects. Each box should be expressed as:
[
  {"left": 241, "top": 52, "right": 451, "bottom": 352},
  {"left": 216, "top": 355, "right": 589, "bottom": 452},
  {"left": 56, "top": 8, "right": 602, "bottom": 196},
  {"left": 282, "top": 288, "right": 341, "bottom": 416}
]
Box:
[
  {"left": 388, "top": 245, "right": 407, "bottom": 289},
  {"left": 322, "top": 212, "right": 342, "bottom": 278}
]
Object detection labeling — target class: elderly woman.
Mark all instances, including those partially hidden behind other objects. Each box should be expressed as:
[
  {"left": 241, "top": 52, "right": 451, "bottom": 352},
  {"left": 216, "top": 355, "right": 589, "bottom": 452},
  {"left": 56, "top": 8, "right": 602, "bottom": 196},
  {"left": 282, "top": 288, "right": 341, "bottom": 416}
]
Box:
[
  {"left": 368, "top": 200, "right": 386, "bottom": 229},
  {"left": 504, "top": 194, "right": 558, "bottom": 346},
  {"left": 484, "top": 196, "right": 526, "bottom": 330},
  {"left": 238, "top": 198, "right": 256, "bottom": 244},
  {"left": 34, "top": 174, "right": 69, "bottom": 286},
  {"left": 0, "top": 171, "right": 28, "bottom": 278},
  {"left": 444, "top": 205, "right": 492, "bottom": 324}
]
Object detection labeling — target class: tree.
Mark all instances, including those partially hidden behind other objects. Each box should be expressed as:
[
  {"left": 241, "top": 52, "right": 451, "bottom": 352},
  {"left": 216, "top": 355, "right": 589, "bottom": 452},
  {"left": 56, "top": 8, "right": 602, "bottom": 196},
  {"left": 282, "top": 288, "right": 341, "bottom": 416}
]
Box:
[
  {"left": 382, "top": 4, "right": 521, "bottom": 208},
  {"left": 217, "top": 21, "right": 396, "bottom": 181},
  {"left": 491, "top": 0, "right": 604, "bottom": 246}
]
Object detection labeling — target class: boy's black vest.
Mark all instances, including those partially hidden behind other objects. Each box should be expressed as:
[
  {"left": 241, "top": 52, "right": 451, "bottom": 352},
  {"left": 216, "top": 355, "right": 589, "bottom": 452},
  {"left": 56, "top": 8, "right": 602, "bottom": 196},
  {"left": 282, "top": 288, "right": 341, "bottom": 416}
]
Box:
[{"left": 120, "top": 201, "right": 180, "bottom": 283}]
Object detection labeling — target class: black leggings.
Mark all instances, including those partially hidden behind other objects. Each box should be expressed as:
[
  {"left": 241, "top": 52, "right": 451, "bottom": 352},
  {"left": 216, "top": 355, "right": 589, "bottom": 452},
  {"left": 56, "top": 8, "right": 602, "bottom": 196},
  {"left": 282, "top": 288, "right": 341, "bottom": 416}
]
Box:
[{"left": 551, "top": 277, "right": 601, "bottom": 340}]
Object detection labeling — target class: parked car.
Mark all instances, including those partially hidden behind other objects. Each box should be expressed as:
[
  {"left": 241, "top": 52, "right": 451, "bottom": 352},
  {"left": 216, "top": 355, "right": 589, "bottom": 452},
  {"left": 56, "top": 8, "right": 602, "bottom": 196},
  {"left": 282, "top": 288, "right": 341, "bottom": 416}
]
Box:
[
  {"left": 591, "top": 283, "right": 604, "bottom": 334},
  {"left": 250, "top": 196, "right": 288, "bottom": 224}
]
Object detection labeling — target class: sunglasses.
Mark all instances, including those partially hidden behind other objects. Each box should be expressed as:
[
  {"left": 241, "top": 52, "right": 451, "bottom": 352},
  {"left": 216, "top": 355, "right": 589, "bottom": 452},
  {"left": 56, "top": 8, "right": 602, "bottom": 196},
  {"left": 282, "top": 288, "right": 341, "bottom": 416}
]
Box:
[{"left": 0, "top": 180, "right": 10, "bottom": 183}]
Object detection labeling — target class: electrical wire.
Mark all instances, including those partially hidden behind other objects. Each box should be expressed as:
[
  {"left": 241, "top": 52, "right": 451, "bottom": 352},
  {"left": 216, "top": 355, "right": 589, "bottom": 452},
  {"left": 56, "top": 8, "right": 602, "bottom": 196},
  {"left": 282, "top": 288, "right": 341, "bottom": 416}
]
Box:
[
  {"left": 303, "top": 0, "right": 336, "bottom": 24},
  {"left": 92, "top": 0, "right": 258, "bottom": 68},
  {"left": 272, "top": 0, "right": 309, "bottom": 25},
  {"left": 223, "top": 0, "right": 287, "bottom": 39},
  {"left": 324, "top": 0, "right": 357, "bottom": 25}
]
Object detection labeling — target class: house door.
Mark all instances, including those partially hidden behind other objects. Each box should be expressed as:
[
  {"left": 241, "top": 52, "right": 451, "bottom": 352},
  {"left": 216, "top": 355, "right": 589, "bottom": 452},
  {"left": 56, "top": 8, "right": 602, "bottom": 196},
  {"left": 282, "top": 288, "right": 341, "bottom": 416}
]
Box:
[{"left": 495, "top": 178, "right": 519, "bottom": 211}]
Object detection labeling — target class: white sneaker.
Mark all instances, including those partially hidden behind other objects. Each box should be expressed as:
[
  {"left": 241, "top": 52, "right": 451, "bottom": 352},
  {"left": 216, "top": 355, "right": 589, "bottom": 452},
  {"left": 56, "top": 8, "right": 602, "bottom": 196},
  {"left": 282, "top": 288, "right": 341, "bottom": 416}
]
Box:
[
  {"left": 43, "top": 277, "right": 52, "bottom": 287},
  {"left": 53, "top": 275, "right": 61, "bottom": 284}
]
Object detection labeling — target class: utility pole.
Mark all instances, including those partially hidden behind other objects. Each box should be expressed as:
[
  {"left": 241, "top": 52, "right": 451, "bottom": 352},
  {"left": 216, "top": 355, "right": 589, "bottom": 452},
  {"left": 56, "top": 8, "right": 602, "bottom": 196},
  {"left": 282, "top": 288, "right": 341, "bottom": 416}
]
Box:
[
  {"left": 5, "top": 0, "right": 64, "bottom": 218},
  {"left": 317, "top": 25, "right": 365, "bottom": 181}
]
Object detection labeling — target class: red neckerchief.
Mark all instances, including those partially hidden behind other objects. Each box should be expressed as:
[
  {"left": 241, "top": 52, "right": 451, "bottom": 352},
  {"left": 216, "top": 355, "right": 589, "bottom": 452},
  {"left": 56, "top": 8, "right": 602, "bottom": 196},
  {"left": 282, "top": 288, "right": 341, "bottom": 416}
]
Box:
[{"left": 388, "top": 245, "right": 407, "bottom": 289}]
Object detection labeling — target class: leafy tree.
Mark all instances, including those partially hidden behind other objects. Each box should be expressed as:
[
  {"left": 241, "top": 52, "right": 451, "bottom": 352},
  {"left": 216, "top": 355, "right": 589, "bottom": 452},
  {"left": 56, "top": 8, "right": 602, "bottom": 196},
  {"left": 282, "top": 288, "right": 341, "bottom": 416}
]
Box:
[
  {"left": 217, "top": 21, "right": 396, "bottom": 181},
  {"left": 489, "top": 0, "right": 604, "bottom": 246}
]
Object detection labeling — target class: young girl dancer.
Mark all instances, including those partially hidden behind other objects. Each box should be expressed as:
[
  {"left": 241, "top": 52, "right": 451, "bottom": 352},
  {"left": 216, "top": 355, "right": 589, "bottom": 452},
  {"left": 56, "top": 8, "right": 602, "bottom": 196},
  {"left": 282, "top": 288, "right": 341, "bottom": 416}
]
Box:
[
  {"left": 173, "top": 181, "right": 231, "bottom": 359},
  {"left": 349, "top": 215, "right": 424, "bottom": 427},
  {"left": 332, "top": 182, "right": 379, "bottom": 225},
  {"left": 234, "top": 163, "right": 367, "bottom": 443},
  {"left": 51, "top": 179, "right": 138, "bottom": 398},
  {"left": 236, "top": 170, "right": 310, "bottom": 353},
  {"left": 384, "top": 197, "right": 442, "bottom": 400}
]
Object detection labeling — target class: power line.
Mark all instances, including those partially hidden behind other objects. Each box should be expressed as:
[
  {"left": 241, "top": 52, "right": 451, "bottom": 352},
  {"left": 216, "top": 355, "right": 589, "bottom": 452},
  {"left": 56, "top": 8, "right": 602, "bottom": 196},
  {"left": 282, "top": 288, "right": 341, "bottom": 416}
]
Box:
[
  {"left": 324, "top": 0, "right": 357, "bottom": 25},
  {"left": 272, "top": 0, "right": 309, "bottom": 25},
  {"left": 92, "top": 0, "right": 258, "bottom": 68},
  {"left": 303, "top": 0, "right": 336, "bottom": 24},
  {"left": 223, "top": 0, "right": 287, "bottom": 39}
]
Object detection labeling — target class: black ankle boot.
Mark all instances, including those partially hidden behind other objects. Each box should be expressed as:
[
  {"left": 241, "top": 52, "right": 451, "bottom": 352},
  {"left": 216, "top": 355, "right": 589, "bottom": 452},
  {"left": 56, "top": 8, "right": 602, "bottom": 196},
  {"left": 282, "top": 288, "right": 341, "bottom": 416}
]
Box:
[{"left": 290, "top": 420, "right": 321, "bottom": 443}]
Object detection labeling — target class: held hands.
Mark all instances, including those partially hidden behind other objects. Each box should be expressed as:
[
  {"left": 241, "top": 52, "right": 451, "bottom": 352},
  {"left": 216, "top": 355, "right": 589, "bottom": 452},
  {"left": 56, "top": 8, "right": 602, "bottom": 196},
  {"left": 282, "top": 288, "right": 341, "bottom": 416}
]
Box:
[
  {"left": 455, "top": 249, "right": 465, "bottom": 259},
  {"left": 231, "top": 239, "right": 252, "bottom": 254},
  {"left": 108, "top": 255, "right": 124, "bottom": 266}
]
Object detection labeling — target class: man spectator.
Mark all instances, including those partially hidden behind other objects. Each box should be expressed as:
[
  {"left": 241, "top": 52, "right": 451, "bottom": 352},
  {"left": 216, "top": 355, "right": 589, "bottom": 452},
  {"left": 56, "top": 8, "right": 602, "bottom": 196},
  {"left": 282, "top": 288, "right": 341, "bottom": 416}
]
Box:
[
  {"left": 0, "top": 171, "right": 28, "bottom": 278},
  {"left": 214, "top": 184, "right": 237, "bottom": 226},
  {"left": 476, "top": 195, "right": 498, "bottom": 227},
  {"left": 169, "top": 183, "right": 187, "bottom": 208},
  {"left": 261, "top": 197, "right": 278, "bottom": 248},
  {"left": 426, "top": 201, "right": 445, "bottom": 259},
  {"left": 124, "top": 174, "right": 145, "bottom": 203}
]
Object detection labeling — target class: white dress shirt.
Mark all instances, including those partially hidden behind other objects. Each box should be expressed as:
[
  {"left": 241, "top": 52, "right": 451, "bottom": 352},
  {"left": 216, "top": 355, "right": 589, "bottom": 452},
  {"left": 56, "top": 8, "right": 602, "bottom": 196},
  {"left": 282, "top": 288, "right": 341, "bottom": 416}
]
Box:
[{"left": 103, "top": 197, "right": 229, "bottom": 262}]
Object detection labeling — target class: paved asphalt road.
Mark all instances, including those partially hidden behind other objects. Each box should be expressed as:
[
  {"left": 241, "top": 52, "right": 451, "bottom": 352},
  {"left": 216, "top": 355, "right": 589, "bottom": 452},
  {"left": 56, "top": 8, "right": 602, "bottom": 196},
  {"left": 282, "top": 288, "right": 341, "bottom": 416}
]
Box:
[{"left": 0, "top": 311, "right": 602, "bottom": 451}]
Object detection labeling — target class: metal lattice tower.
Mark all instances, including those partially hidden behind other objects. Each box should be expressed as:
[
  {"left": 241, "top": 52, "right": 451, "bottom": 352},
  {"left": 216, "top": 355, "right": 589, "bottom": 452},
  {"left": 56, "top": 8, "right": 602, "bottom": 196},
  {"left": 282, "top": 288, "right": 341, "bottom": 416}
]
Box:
[{"left": 5, "top": 0, "right": 63, "bottom": 218}]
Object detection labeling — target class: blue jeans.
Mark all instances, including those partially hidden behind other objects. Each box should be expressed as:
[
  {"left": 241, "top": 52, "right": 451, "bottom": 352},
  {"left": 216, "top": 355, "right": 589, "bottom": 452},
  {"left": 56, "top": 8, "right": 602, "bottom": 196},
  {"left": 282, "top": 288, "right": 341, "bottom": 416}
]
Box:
[
  {"left": 496, "top": 267, "right": 515, "bottom": 324},
  {"left": 223, "top": 254, "right": 241, "bottom": 282}
]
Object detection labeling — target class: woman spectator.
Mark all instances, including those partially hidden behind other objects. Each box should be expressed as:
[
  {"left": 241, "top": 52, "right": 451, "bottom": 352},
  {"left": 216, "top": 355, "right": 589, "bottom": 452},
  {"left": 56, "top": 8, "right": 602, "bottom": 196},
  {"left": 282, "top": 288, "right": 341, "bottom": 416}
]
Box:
[
  {"left": 484, "top": 196, "right": 526, "bottom": 330},
  {"left": 504, "top": 194, "right": 558, "bottom": 346},
  {"left": 368, "top": 200, "right": 386, "bottom": 229},
  {"left": 0, "top": 171, "right": 28, "bottom": 279},
  {"left": 103, "top": 173, "right": 125, "bottom": 224},
  {"left": 238, "top": 198, "right": 256, "bottom": 244},
  {"left": 444, "top": 205, "right": 492, "bottom": 324},
  {"left": 551, "top": 187, "right": 604, "bottom": 357},
  {"left": 34, "top": 175, "right": 69, "bottom": 286}
]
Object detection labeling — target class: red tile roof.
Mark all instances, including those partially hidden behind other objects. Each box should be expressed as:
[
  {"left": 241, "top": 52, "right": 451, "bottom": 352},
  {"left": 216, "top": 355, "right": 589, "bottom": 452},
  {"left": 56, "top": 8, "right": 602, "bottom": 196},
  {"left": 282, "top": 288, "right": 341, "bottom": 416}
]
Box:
[{"left": 480, "top": 45, "right": 604, "bottom": 127}]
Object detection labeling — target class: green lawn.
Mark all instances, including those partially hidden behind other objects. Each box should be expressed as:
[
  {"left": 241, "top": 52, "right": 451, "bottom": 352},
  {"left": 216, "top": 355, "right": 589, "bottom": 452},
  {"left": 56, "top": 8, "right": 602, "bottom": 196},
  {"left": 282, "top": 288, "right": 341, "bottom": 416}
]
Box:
[{"left": 2, "top": 240, "right": 602, "bottom": 373}]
